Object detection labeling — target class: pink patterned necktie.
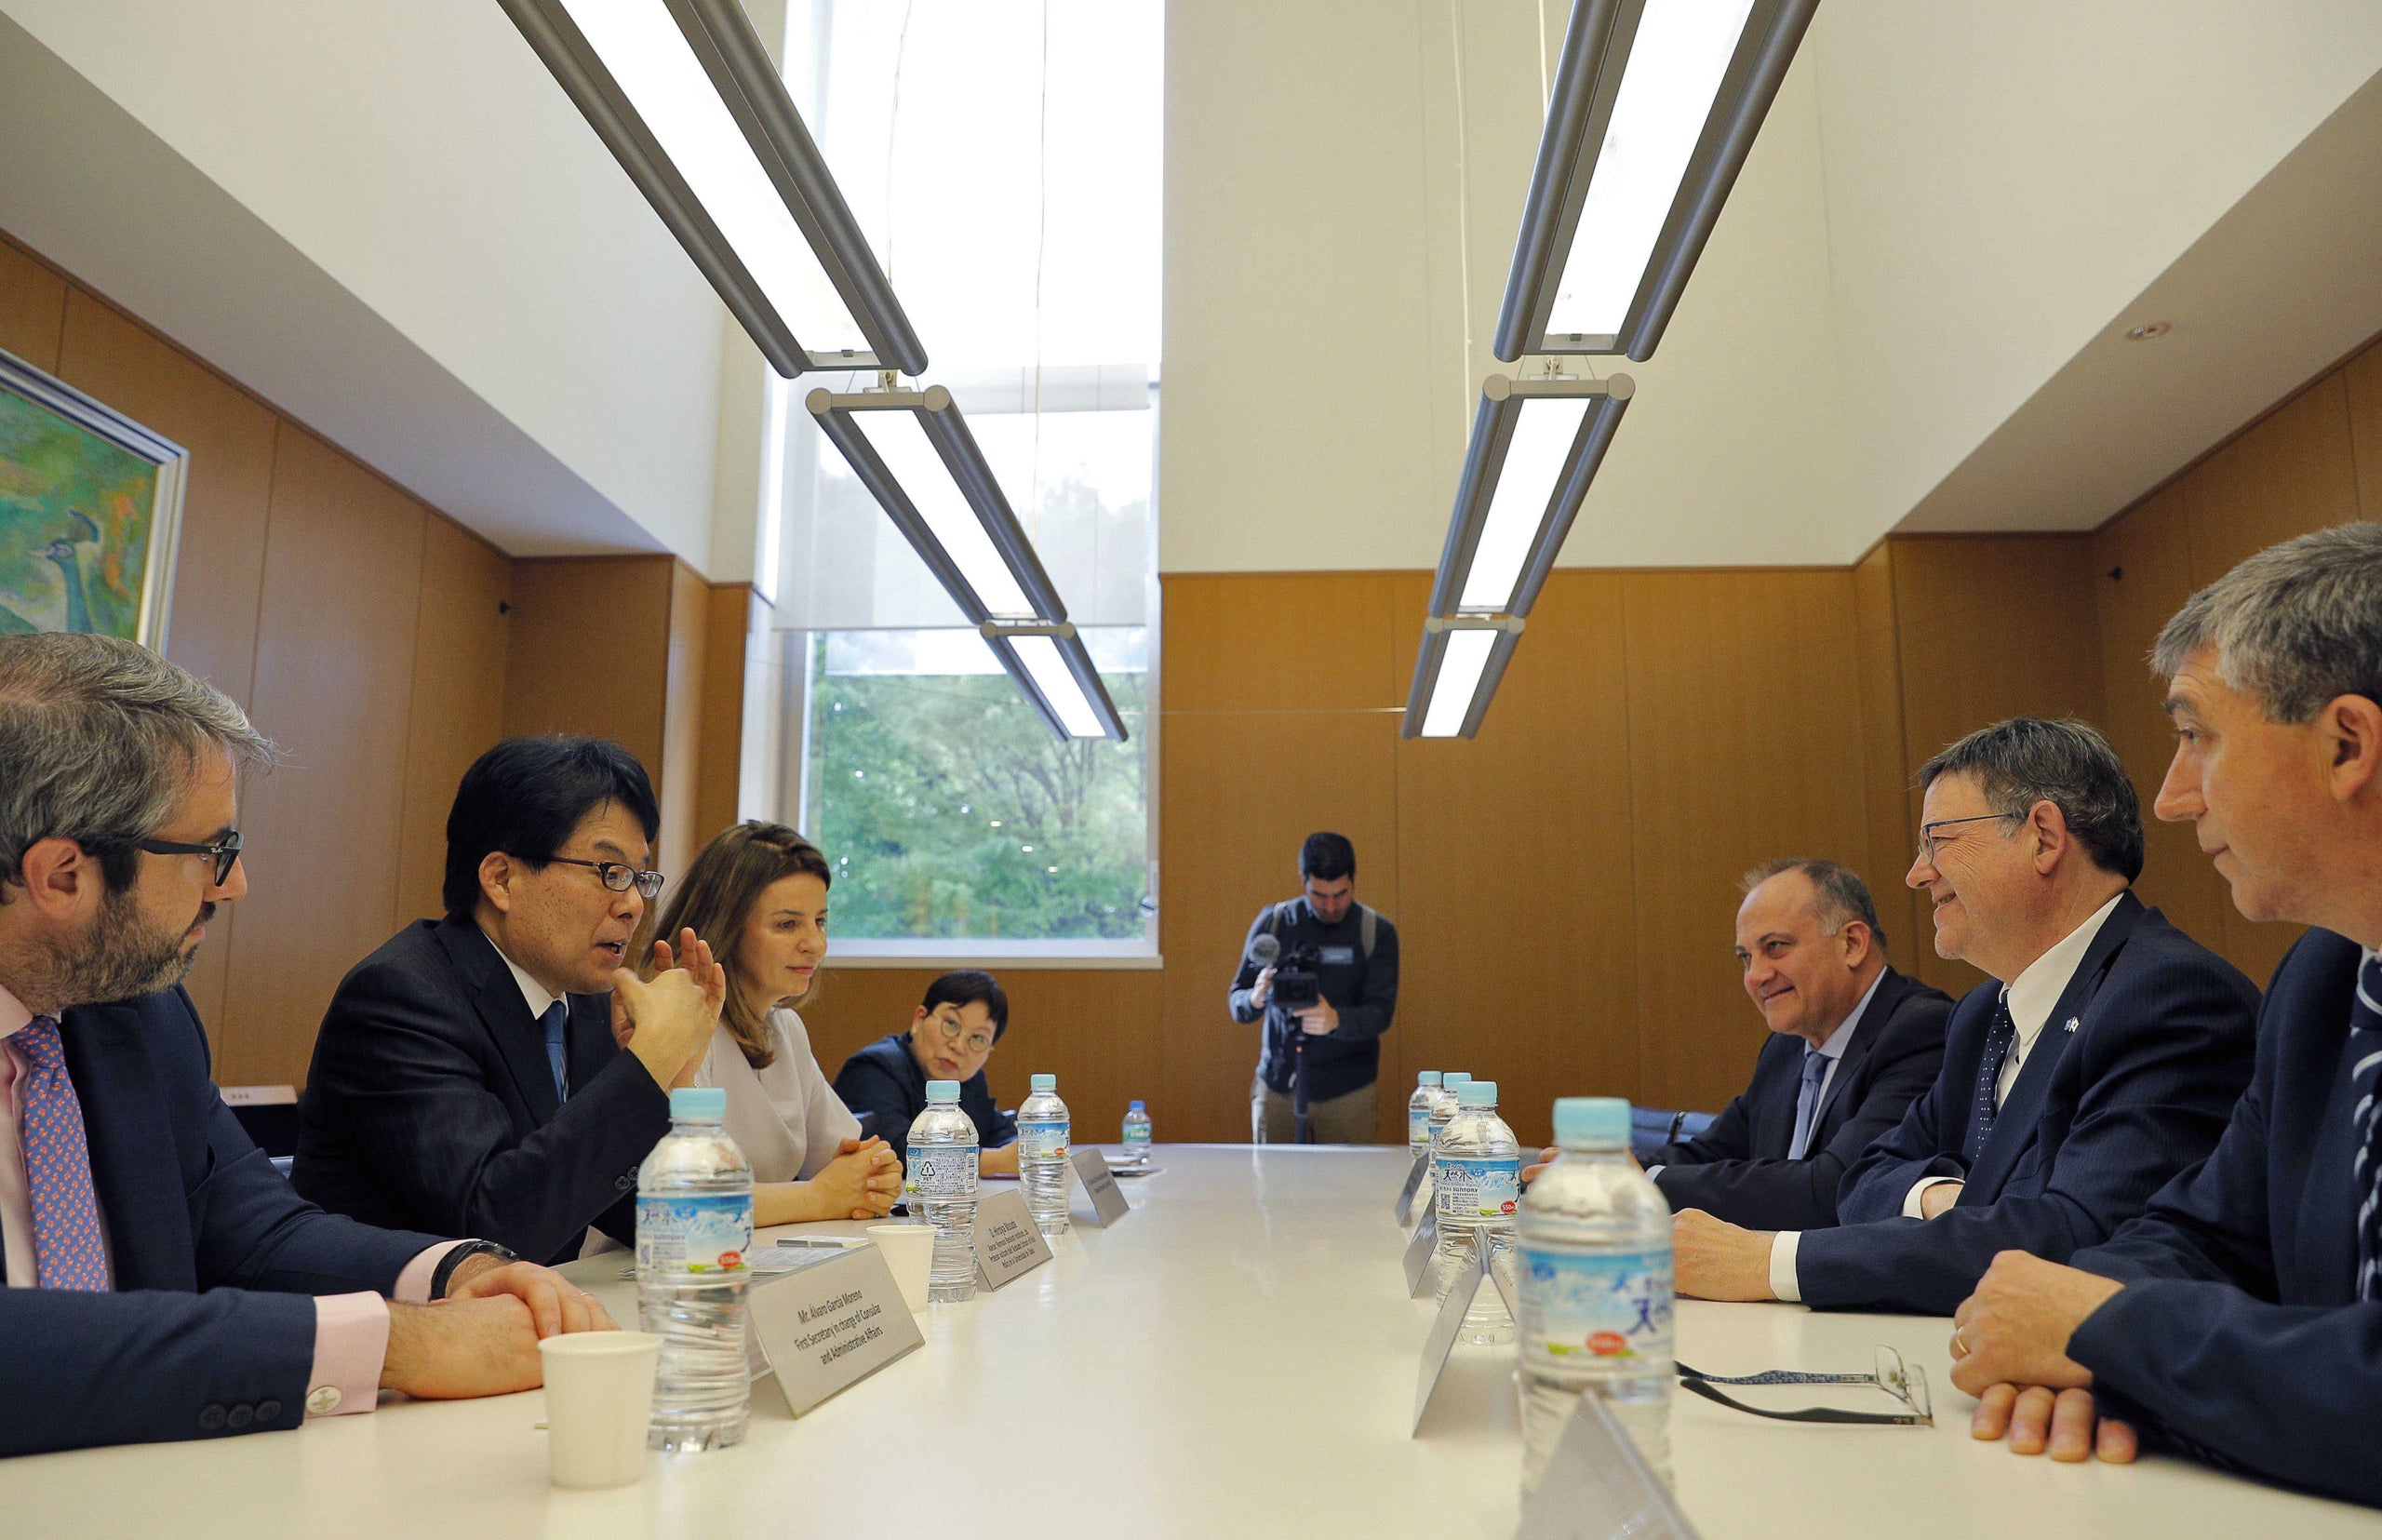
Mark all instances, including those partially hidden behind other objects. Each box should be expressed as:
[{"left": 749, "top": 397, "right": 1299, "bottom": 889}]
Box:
[{"left": 16, "top": 1016, "right": 111, "bottom": 1291}]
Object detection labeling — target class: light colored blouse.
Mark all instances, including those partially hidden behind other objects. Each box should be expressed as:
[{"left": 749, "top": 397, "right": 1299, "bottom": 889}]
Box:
[{"left": 694, "top": 1008, "right": 861, "bottom": 1185}]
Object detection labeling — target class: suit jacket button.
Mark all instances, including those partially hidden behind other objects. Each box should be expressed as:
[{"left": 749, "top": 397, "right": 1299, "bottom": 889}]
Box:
[
  {"left": 257, "top": 1399, "right": 283, "bottom": 1422},
  {"left": 198, "top": 1404, "right": 228, "bottom": 1431},
  {"left": 227, "top": 1404, "right": 254, "bottom": 1429}
]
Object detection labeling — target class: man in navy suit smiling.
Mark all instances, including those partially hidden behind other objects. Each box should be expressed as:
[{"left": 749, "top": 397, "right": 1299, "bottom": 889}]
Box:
[
  {"left": 1953, "top": 523, "right": 2382, "bottom": 1507},
  {"left": 1671, "top": 717, "right": 2258, "bottom": 1315}
]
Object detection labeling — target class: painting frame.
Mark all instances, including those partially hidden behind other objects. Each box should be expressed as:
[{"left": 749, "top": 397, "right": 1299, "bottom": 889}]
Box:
[{"left": 0, "top": 344, "right": 189, "bottom": 649}]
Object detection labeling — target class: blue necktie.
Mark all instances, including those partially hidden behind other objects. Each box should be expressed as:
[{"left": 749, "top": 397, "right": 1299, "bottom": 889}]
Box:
[
  {"left": 541, "top": 1000, "right": 569, "bottom": 1104},
  {"left": 1786, "top": 1049, "right": 1830, "bottom": 1160},
  {"left": 1965, "top": 993, "right": 2018, "bottom": 1164},
  {"left": 2350, "top": 955, "right": 2382, "bottom": 1299}
]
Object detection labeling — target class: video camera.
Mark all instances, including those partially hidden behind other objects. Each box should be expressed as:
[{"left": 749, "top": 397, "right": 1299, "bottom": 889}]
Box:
[{"left": 1248, "top": 933, "right": 1323, "bottom": 1012}]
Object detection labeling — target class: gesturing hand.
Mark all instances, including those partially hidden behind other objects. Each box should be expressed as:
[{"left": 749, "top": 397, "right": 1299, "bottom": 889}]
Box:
[{"left": 612, "top": 928, "right": 727, "bottom": 1089}]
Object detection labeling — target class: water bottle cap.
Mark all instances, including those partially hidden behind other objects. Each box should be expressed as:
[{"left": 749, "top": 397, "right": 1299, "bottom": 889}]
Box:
[
  {"left": 1030, "top": 1073, "right": 1057, "bottom": 1092},
  {"left": 1417, "top": 1071, "right": 1441, "bottom": 1086},
  {"left": 1455, "top": 1080, "right": 1496, "bottom": 1106},
  {"left": 1129, "top": 1100, "right": 1145, "bottom": 1112},
  {"left": 669, "top": 1087, "right": 728, "bottom": 1122},
  {"left": 925, "top": 1079, "right": 961, "bottom": 1104},
  {"left": 1442, "top": 1072, "right": 1472, "bottom": 1087},
  {"left": 1554, "top": 1096, "right": 1630, "bottom": 1146}
]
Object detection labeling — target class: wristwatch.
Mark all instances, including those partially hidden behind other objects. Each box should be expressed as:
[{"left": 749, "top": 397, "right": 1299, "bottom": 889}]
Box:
[{"left": 430, "top": 1239, "right": 522, "bottom": 1299}]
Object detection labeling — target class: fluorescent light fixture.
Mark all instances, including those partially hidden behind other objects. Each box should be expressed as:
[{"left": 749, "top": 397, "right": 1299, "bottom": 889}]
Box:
[
  {"left": 1404, "top": 619, "right": 1524, "bottom": 740},
  {"left": 500, "top": 0, "right": 926, "bottom": 378},
  {"left": 985, "top": 626, "right": 1127, "bottom": 741},
  {"left": 1429, "top": 373, "right": 1633, "bottom": 621},
  {"left": 1494, "top": 0, "right": 1819, "bottom": 362}
]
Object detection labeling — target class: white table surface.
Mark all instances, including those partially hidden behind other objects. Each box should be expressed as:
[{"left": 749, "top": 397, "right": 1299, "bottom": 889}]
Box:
[{"left": 10, "top": 1146, "right": 2379, "bottom": 1538}]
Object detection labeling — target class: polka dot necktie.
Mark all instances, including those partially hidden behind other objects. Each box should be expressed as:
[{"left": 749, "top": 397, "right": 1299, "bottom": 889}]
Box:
[
  {"left": 16, "top": 1016, "right": 111, "bottom": 1292},
  {"left": 1965, "top": 993, "right": 2018, "bottom": 1165},
  {"left": 2349, "top": 956, "right": 2382, "bottom": 1300}
]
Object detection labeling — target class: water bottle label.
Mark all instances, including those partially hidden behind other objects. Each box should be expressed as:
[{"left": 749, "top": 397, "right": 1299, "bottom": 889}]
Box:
[
  {"left": 1019, "top": 1118, "right": 1069, "bottom": 1161},
  {"left": 1519, "top": 1248, "right": 1673, "bottom": 1360},
  {"left": 907, "top": 1144, "right": 980, "bottom": 1199},
  {"left": 1408, "top": 1107, "right": 1431, "bottom": 1147},
  {"left": 1123, "top": 1126, "right": 1152, "bottom": 1145},
  {"left": 636, "top": 1193, "right": 752, "bottom": 1274},
  {"left": 1434, "top": 1156, "right": 1520, "bottom": 1223}
]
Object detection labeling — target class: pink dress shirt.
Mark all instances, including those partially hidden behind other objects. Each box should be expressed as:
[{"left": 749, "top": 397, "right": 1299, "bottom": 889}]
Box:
[{"left": 0, "top": 982, "right": 460, "bottom": 1418}]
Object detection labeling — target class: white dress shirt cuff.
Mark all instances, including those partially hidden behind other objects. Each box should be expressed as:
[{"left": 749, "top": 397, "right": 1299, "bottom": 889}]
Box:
[
  {"left": 1904, "top": 1177, "right": 1962, "bottom": 1220},
  {"left": 1769, "top": 1231, "right": 1801, "bottom": 1304},
  {"left": 1643, "top": 1165, "right": 1664, "bottom": 1183}
]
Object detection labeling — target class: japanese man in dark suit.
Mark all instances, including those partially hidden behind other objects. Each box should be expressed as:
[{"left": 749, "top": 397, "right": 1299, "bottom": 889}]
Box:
[
  {"left": 1953, "top": 523, "right": 2382, "bottom": 1508},
  {"left": 295, "top": 737, "right": 725, "bottom": 1266},
  {"left": 1672, "top": 716, "right": 2259, "bottom": 1316}
]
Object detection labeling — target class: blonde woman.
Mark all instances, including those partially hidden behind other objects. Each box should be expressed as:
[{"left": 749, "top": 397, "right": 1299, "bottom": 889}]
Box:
[{"left": 649, "top": 823, "right": 902, "bottom": 1225}]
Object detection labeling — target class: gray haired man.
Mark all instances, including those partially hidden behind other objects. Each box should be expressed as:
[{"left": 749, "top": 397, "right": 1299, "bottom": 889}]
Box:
[
  {"left": 1954, "top": 523, "right": 2382, "bottom": 1507},
  {"left": 0, "top": 633, "right": 619, "bottom": 1456}
]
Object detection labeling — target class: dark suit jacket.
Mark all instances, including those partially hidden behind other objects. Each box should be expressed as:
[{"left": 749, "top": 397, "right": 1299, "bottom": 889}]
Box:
[
  {"left": 1649, "top": 967, "right": 1953, "bottom": 1229},
  {"left": 832, "top": 1032, "right": 1018, "bottom": 1165},
  {"left": 1798, "top": 891, "right": 2259, "bottom": 1314},
  {"left": 2068, "top": 928, "right": 2382, "bottom": 1507},
  {"left": 293, "top": 916, "right": 671, "bottom": 1267},
  {"left": 0, "top": 986, "right": 445, "bottom": 1456}
]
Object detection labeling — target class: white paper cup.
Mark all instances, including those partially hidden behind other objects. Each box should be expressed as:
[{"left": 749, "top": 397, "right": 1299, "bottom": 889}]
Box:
[
  {"left": 867, "top": 1224, "right": 935, "bottom": 1314},
  {"left": 539, "top": 1332, "right": 662, "bottom": 1489}
]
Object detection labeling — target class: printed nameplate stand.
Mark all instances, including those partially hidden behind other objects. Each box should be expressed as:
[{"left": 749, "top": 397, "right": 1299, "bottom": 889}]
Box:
[
  {"left": 1517, "top": 1391, "right": 1702, "bottom": 1539},
  {"left": 1393, "top": 1148, "right": 1430, "bottom": 1225},
  {"left": 746, "top": 1242, "right": 924, "bottom": 1416},
  {"left": 1402, "top": 1208, "right": 1440, "bottom": 1297},
  {"left": 972, "top": 1187, "right": 1054, "bottom": 1291},
  {"left": 1069, "top": 1145, "right": 1131, "bottom": 1226},
  {"left": 1411, "top": 1227, "right": 1490, "bottom": 1436}
]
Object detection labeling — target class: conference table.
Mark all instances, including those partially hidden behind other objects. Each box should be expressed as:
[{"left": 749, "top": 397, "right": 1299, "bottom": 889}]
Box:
[{"left": 16, "top": 1146, "right": 2381, "bottom": 1537}]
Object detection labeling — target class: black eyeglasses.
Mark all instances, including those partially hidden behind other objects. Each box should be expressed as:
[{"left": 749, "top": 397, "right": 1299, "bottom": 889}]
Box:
[
  {"left": 136, "top": 829, "right": 243, "bottom": 886},
  {"left": 548, "top": 857, "right": 666, "bottom": 900}
]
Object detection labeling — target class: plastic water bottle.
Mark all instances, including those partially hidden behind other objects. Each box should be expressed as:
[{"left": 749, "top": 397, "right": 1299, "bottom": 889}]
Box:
[
  {"left": 1413, "top": 1071, "right": 1470, "bottom": 1225},
  {"left": 905, "top": 1079, "right": 980, "bottom": 1302},
  {"left": 1407, "top": 1071, "right": 1444, "bottom": 1151},
  {"left": 1430, "top": 1079, "right": 1520, "bottom": 1346},
  {"left": 1018, "top": 1073, "right": 1071, "bottom": 1237},
  {"left": 636, "top": 1087, "right": 753, "bottom": 1452},
  {"left": 1121, "top": 1100, "right": 1153, "bottom": 1158},
  {"left": 1516, "top": 1096, "right": 1674, "bottom": 1494}
]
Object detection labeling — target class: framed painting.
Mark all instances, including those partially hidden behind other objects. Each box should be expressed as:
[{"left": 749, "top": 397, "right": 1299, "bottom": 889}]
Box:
[{"left": 0, "top": 345, "right": 188, "bottom": 648}]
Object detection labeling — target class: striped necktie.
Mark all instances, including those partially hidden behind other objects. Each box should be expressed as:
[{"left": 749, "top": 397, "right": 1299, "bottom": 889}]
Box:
[
  {"left": 1965, "top": 993, "right": 2018, "bottom": 1164},
  {"left": 16, "top": 1015, "right": 112, "bottom": 1291},
  {"left": 2350, "top": 955, "right": 2382, "bottom": 1299},
  {"left": 541, "top": 1000, "right": 569, "bottom": 1104}
]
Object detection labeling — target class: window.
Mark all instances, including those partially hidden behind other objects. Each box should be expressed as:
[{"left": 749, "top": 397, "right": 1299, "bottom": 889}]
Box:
[{"left": 746, "top": 1, "right": 1163, "bottom": 958}]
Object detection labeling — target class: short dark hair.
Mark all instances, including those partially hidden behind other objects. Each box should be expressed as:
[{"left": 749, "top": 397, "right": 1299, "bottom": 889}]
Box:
[
  {"left": 922, "top": 969, "right": 1010, "bottom": 1042},
  {"left": 1740, "top": 857, "right": 1886, "bottom": 950},
  {"left": 1299, "top": 832, "right": 1356, "bottom": 882},
  {"left": 1917, "top": 717, "right": 2145, "bottom": 883},
  {"left": 442, "top": 737, "right": 661, "bottom": 919}
]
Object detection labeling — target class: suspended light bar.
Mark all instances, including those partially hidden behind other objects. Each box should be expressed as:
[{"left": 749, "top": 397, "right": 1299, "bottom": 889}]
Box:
[
  {"left": 1493, "top": 0, "right": 1819, "bottom": 363},
  {"left": 808, "top": 386, "right": 1127, "bottom": 741},
  {"left": 1404, "top": 372, "right": 1633, "bottom": 741},
  {"left": 500, "top": 0, "right": 927, "bottom": 379}
]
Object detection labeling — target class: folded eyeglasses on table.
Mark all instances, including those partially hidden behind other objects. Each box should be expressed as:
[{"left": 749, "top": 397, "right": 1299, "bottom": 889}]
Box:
[{"left": 1674, "top": 1346, "right": 1933, "bottom": 1427}]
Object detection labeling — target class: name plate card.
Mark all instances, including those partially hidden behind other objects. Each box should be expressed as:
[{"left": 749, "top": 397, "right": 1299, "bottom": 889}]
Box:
[
  {"left": 1402, "top": 1209, "right": 1440, "bottom": 1297},
  {"left": 746, "top": 1242, "right": 923, "bottom": 1417},
  {"left": 1070, "top": 1146, "right": 1131, "bottom": 1226},
  {"left": 1411, "top": 1229, "right": 1488, "bottom": 1436},
  {"left": 1517, "top": 1392, "right": 1702, "bottom": 1539},
  {"left": 1393, "top": 1149, "right": 1430, "bottom": 1225},
  {"left": 973, "top": 1187, "right": 1053, "bottom": 1291}
]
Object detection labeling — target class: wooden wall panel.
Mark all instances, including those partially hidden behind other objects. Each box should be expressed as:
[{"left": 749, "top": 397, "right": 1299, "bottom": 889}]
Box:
[
  {"left": 1159, "top": 569, "right": 1412, "bottom": 714},
  {"left": 504, "top": 556, "right": 675, "bottom": 772},
  {"left": 658, "top": 558, "right": 709, "bottom": 868},
  {"left": 1852, "top": 543, "right": 1923, "bottom": 973},
  {"left": 696, "top": 583, "right": 753, "bottom": 845},
  {"left": 1620, "top": 569, "right": 1879, "bottom": 1113},
  {"left": 0, "top": 236, "right": 66, "bottom": 372},
  {"left": 2345, "top": 339, "right": 2382, "bottom": 520},
  {"left": 2182, "top": 375, "right": 2362, "bottom": 581},
  {"left": 394, "top": 517, "right": 513, "bottom": 925},
  {"left": 1394, "top": 570, "right": 1636, "bottom": 1148},
  {"left": 217, "top": 427, "right": 426, "bottom": 1087}
]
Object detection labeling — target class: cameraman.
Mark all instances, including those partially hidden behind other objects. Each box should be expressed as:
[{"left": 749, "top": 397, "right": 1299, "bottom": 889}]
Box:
[{"left": 1228, "top": 833, "right": 1400, "bottom": 1143}]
